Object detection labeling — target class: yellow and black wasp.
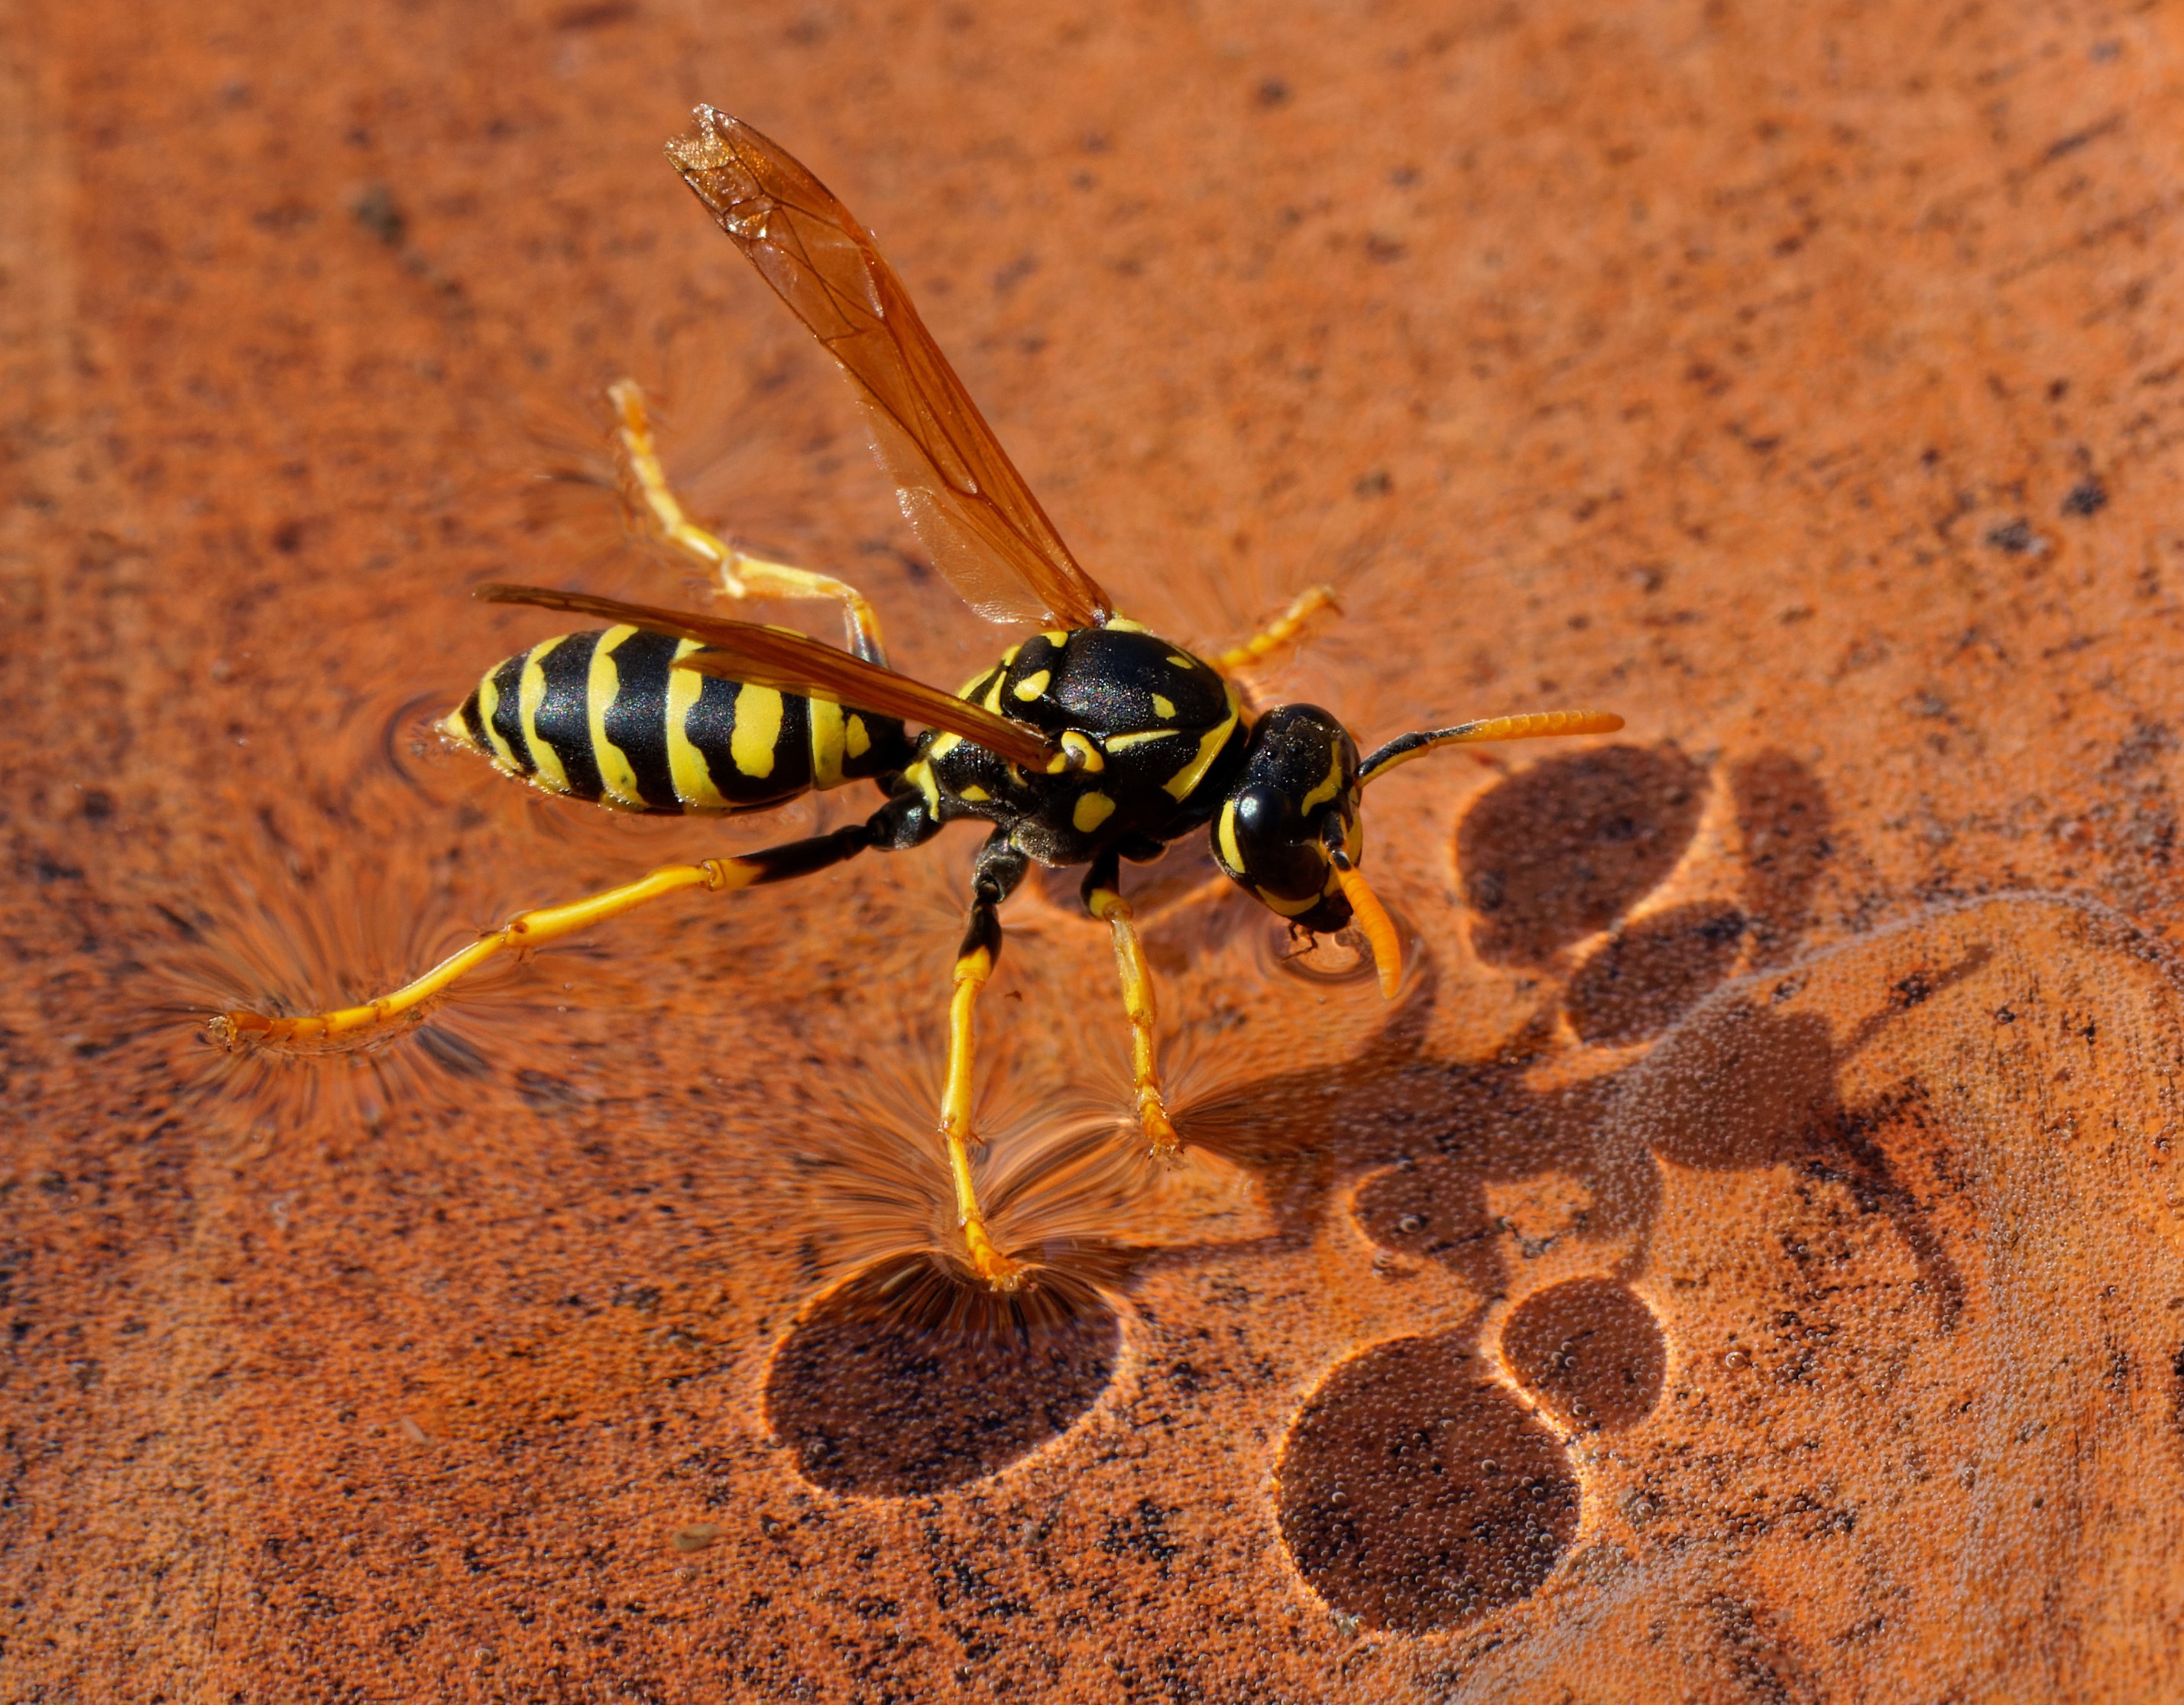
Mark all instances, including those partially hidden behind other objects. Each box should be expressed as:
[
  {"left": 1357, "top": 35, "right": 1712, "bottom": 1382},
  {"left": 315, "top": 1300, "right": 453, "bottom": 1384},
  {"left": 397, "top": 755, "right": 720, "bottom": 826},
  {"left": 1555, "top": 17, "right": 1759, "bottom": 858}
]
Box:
[{"left": 215, "top": 109, "right": 1622, "bottom": 1289}]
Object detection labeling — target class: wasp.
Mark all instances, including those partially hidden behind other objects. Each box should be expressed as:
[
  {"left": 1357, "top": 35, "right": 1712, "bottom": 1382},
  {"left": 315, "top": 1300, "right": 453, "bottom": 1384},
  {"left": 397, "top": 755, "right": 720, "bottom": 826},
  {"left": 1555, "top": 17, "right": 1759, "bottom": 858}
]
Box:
[{"left": 214, "top": 109, "right": 1622, "bottom": 1289}]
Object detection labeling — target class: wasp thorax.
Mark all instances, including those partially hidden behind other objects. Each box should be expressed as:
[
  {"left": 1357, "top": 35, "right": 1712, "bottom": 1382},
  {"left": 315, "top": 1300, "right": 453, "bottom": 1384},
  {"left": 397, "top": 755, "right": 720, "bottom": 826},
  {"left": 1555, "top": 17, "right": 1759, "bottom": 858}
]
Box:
[{"left": 1213, "top": 704, "right": 1362, "bottom": 931}]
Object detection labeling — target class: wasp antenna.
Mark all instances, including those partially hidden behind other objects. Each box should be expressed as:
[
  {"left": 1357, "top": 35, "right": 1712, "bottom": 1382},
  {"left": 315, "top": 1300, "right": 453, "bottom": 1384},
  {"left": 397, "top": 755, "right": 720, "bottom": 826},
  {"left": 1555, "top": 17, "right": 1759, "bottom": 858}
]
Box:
[
  {"left": 1357, "top": 709, "right": 1623, "bottom": 785},
  {"left": 1326, "top": 847, "right": 1402, "bottom": 1000}
]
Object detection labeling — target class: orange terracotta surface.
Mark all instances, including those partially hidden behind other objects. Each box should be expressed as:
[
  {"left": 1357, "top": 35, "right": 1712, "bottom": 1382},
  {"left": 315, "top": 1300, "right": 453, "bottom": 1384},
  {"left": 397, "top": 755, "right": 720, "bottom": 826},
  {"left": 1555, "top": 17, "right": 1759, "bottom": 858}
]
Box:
[{"left": 7, "top": 0, "right": 2184, "bottom": 1698}]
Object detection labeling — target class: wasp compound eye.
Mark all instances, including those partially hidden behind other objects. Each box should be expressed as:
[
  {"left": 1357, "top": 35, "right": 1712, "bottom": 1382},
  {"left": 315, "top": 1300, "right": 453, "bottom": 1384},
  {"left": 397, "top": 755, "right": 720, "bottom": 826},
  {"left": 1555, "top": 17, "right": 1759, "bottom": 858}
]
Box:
[
  {"left": 1217, "top": 796, "right": 1354, "bottom": 929},
  {"left": 1226, "top": 785, "right": 1327, "bottom": 897}
]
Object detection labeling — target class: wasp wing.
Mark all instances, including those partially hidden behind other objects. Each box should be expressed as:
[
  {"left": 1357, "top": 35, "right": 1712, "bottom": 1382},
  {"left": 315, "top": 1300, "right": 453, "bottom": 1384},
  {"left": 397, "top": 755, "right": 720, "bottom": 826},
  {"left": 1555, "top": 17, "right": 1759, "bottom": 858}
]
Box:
[
  {"left": 665, "top": 106, "right": 1113, "bottom": 631},
  {"left": 478, "top": 583, "right": 1059, "bottom": 770}
]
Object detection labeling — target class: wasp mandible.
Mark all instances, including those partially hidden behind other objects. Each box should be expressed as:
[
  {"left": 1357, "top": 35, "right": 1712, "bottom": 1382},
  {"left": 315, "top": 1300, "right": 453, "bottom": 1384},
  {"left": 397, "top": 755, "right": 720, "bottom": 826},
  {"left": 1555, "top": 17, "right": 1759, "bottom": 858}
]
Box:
[{"left": 215, "top": 109, "right": 1622, "bottom": 1289}]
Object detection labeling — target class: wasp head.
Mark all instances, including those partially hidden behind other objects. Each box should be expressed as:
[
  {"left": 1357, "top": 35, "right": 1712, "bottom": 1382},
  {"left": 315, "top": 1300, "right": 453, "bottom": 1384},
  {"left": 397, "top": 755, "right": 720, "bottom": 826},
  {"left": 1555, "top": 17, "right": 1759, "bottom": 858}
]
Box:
[{"left": 1211, "top": 705, "right": 1364, "bottom": 933}]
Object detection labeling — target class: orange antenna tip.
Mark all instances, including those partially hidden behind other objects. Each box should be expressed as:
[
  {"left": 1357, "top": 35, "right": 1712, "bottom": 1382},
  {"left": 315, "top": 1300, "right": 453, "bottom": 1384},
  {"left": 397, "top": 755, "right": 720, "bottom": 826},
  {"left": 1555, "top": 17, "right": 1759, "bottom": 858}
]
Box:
[{"left": 1358, "top": 708, "right": 1625, "bottom": 784}]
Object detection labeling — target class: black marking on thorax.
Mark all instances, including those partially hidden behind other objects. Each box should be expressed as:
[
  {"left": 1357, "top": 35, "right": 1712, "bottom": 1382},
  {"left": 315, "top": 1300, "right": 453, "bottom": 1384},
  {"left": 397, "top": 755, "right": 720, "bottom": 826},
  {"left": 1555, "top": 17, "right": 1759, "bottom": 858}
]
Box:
[
  {"left": 996, "top": 627, "right": 1232, "bottom": 739},
  {"left": 914, "top": 624, "right": 1246, "bottom": 862}
]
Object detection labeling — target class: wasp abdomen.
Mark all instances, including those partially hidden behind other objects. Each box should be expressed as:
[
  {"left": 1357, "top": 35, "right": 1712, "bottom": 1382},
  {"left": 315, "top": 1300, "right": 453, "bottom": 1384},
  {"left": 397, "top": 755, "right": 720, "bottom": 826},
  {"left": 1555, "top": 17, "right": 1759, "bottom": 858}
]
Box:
[{"left": 445, "top": 625, "right": 909, "bottom": 814}]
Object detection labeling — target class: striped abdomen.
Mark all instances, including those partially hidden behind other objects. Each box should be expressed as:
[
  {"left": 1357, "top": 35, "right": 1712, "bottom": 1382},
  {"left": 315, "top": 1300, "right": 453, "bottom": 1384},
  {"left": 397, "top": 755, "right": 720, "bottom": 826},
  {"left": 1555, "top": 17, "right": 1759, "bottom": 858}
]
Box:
[{"left": 442, "top": 625, "right": 912, "bottom": 814}]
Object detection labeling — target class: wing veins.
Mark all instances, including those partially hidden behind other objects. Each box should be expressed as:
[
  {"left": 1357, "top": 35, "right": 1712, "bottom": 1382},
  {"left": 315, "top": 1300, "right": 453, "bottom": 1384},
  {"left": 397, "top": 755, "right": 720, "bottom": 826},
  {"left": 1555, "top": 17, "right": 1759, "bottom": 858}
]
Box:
[{"left": 666, "top": 106, "right": 1113, "bottom": 630}]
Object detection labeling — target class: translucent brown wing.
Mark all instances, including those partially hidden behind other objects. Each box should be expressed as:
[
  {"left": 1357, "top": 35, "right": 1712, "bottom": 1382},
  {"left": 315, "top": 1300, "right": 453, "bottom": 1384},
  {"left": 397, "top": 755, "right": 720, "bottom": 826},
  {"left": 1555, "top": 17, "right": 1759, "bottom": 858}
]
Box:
[
  {"left": 477, "top": 584, "right": 1059, "bottom": 769},
  {"left": 665, "top": 106, "right": 1113, "bottom": 630}
]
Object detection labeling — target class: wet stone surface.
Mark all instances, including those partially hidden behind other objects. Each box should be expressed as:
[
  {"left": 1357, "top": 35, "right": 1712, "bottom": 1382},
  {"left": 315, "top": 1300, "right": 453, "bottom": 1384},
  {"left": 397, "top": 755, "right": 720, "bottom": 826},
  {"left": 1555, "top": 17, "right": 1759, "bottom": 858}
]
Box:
[
  {"left": 1279, "top": 746, "right": 1828, "bottom": 1626},
  {"left": 18, "top": 0, "right": 2184, "bottom": 1695}
]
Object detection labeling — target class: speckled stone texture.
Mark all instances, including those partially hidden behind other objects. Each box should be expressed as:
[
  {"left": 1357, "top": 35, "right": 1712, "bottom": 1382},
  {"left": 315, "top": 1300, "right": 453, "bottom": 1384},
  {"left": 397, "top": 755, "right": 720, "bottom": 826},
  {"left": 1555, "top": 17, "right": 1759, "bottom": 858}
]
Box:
[{"left": 7, "top": 1, "right": 2184, "bottom": 1699}]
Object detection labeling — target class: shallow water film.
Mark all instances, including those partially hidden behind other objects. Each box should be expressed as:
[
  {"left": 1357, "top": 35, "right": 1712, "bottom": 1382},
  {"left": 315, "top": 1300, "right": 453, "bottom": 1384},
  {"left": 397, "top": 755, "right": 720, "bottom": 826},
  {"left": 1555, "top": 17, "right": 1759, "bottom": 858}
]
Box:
[{"left": 8, "top": 1, "right": 2184, "bottom": 1698}]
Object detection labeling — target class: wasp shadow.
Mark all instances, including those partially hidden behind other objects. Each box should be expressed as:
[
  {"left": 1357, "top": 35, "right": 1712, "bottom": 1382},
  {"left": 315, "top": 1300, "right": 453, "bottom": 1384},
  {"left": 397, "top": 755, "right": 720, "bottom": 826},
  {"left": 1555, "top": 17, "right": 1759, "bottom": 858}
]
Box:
[
  {"left": 764, "top": 1254, "right": 1124, "bottom": 1497},
  {"left": 1171, "top": 746, "right": 1998, "bottom": 1634},
  {"left": 1178, "top": 746, "right": 1872, "bottom": 1299}
]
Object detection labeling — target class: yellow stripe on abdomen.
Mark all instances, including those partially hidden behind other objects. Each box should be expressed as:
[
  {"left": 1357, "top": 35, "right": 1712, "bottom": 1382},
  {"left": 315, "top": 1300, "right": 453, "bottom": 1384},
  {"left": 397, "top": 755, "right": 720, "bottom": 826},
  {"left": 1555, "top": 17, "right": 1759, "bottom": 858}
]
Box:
[
  {"left": 520, "top": 647, "right": 571, "bottom": 795},
  {"left": 588, "top": 624, "right": 645, "bottom": 807},
  {"left": 477, "top": 667, "right": 521, "bottom": 771},
  {"left": 664, "top": 638, "right": 729, "bottom": 809}
]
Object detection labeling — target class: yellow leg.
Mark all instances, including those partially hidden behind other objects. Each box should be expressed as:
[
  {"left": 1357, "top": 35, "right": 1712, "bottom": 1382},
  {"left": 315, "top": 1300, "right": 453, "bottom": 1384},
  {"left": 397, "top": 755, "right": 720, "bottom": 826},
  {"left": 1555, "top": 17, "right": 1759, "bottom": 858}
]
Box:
[
  {"left": 210, "top": 823, "right": 875, "bottom": 1052},
  {"left": 1082, "top": 857, "right": 1178, "bottom": 1157},
  {"left": 608, "top": 378, "right": 888, "bottom": 663},
  {"left": 1214, "top": 583, "right": 1340, "bottom": 675},
  {"left": 935, "top": 838, "right": 1028, "bottom": 1290},
  {"left": 939, "top": 944, "right": 1019, "bottom": 1288}
]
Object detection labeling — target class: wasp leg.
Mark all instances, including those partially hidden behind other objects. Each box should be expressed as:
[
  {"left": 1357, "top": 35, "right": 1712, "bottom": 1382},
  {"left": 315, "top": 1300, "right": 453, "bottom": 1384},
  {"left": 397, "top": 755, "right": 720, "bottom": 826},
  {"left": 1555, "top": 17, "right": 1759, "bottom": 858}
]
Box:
[
  {"left": 1081, "top": 849, "right": 1181, "bottom": 1159},
  {"left": 1214, "top": 583, "right": 1340, "bottom": 676},
  {"left": 608, "top": 378, "right": 888, "bottom": 663},
  {"left": 211, "top": 822, "right": 877, "bottom": 1052},
  {"left": 938, "top": 834, "right": 1032, "bottom": 1290}
]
